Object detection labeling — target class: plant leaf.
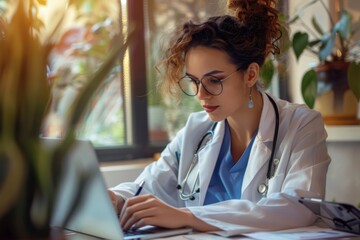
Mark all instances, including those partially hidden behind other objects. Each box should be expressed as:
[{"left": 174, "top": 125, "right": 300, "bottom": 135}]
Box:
[
  {"left": 65, "top": 31, "right": 133, "bottom": 138},
  {"left": 302, "top": 69, "right": 318, "bottom": 108},
  {"left": 311, "top": 16, "right": 324, "bottom": 35},
  {"left": 348, "top": 62, "right": 360, "bottom": 100},
  {"left": 0, "top": 141, "right": 26, "bottom": 219},
  {"left": 292, "top": 32, "right": 309, "bottom": 60},
  {"left": 319, "top": 32, "right": 335, "bottom": 61},
  {"left": 260, "top": 58, "right": 275, "bottom": 89},
  {"left": 334, "top": 10, "right": 352, "bottom": 40},
  {"left": 308, "top": 39, "right": 321, "bottom": 47}
]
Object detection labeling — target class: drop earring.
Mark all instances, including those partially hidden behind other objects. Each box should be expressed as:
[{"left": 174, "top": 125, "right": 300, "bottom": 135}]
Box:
[{"left": 248, "top": 88, "right": 254, "bottom": 109}]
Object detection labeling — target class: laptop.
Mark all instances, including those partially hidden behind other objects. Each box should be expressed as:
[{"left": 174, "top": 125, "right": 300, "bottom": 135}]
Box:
[
  {"left": 299, "top": 197, "right": 360, "bottom": 235},
  {"left": 47, "top": 139, "right": 192, "bottom": 239}
]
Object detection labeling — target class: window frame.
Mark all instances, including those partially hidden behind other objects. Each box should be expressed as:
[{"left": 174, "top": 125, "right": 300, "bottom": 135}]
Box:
[{"left": 95, "top": 0, "right": 166, "bottom": 162}]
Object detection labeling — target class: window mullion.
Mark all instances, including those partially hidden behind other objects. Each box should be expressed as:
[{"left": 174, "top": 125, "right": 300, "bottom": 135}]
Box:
[{"left": 127, "top": 0, "right": 149, "bottom": 149}]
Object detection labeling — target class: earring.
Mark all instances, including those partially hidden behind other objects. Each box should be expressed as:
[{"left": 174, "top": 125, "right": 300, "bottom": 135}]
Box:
[{"left": 248, "top": 88, "right": 254, "bottom": 109}]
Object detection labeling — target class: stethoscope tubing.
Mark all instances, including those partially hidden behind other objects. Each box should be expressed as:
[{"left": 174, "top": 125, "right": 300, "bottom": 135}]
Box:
[{"left": 265, "top": 94, "right": 280, "bottom": 180}]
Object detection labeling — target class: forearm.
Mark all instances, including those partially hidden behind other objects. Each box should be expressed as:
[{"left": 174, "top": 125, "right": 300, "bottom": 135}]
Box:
[{"left": 181, "top": 208, "right": 220, "bottom": 232}]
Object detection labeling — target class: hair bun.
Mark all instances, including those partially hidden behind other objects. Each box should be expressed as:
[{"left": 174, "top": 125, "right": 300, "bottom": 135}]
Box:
[{"left": 227, "top": 0, "right": 277, "bottom": 22}]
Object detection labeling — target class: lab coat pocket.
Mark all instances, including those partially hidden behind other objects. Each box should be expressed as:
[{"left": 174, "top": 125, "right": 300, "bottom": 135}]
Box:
[{"left": 267, "top": 173, "right": 285, "bottom": 194}]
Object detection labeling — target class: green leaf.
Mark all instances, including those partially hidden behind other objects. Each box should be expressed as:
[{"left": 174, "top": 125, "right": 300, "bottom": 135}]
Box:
[
  {"left": 334, "top": 10, "right": 352, "bottom": 40},
  {"left": 66, "top": 31, "right": 133, "bottom": 136},
  {"left": 319, "top": 32, "right": 335, "bottom": 61},
  {"left": 292, "top": 32, "right": 309, "bottom": 60},
  {"left": 288, "top": 15, "right": 299, "bottom": 24},
  {"left": 301, "top": 69, "right": 318, "bottom": 108},
  {"left": 308, "top": 39, "right": 321, "bottom": 47},
  {"left": 260, "top": 58, "right": 275, "bottom": 89},
  {"left": 311, "top": 16, "right": 324, "bottom": 36},
  {"left": 348, "top": 62, "right": 360, "bottom": 100}
]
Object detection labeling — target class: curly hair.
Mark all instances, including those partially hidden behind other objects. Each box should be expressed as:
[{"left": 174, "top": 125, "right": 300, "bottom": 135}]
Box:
[{"left": 159, "top": 0, "right": 282, "bottom": 102}]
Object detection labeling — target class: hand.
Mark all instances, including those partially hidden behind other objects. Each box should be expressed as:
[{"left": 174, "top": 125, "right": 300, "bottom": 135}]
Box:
[
  {"left": 108, "top": 190, "right": 125, "bottom": 215},
  {"left": 119, "top": 194, "right": 192, "bottom": 231}
]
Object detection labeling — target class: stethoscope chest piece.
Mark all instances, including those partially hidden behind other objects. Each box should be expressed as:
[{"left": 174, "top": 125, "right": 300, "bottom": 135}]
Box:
[{"left": 257, "top": 183, "right": 268, "bottom": 195}]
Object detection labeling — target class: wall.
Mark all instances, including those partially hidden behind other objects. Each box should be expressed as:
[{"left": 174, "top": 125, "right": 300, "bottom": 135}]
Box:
[
  {"left": 326, "top": 142, "right": 360, "bottom": 206},
  {"left": 325, "top": 126, "right": 360, "bottom": 206},
  {"left": 100, "top": 159, "right": 153, "bottom": 188}
]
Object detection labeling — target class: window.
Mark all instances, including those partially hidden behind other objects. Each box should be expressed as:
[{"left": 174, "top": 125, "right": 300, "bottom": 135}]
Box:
[{"left": 41, "top": 0, "right": 288, "bottom": 162}]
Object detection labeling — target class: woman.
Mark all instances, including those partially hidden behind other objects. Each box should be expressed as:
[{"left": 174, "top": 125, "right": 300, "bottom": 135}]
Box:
[{"left": 109, "top": 0, "right": 330, "bottom": 234}]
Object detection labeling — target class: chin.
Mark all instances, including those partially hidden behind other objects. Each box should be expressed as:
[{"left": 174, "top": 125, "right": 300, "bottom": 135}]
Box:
[{"left": 207, "top": 113, "right": 225, "bottom": 122}]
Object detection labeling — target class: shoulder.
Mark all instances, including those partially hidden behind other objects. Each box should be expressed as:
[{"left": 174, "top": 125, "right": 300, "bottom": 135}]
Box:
[
  {"left": 186, "top": 111, "right": 212, "bottom": 125},
  {"left": 181, "top": 111, "right": 214, "bottom": 135},
  {"left": 268, "top": 96, "right": 326, "bottom": 135},
  {"left": 170, "top": 111, "right": 214, "bottom": 143},
  {"left": 167, "top": 111, "right": 215, "bottom": 153},
  {"left": 277, "top": 98, "right": 323, "bottom": 126}
]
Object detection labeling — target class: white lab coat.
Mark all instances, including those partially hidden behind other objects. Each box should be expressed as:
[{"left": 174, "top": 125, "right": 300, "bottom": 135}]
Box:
[{"left": 111, "top": 91, "right": 331, "bottom": 234}]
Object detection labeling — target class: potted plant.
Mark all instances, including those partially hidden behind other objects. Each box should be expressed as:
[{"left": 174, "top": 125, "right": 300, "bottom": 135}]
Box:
[
  {"left": 0, "top": 1, "right": 130, "bottom": 238},
  {"left": 289, "top": 0, "right": 360, "bottom": 123}
]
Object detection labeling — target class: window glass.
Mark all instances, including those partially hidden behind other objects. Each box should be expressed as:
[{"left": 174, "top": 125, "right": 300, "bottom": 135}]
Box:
[
  {"left": 144, "top": 0, "right": 228, "bottom": 143},
  {"left": 42, "top": 0, "right": 129, "bottom": 147}
]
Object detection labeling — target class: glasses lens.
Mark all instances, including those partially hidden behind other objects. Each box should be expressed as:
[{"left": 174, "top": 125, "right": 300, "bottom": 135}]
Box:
[
  {"left": 179, "top": 77, "right": 198, "bottom": 96},
  {"left": 202, "top": 76, "right": 223, "bottom": 96}
]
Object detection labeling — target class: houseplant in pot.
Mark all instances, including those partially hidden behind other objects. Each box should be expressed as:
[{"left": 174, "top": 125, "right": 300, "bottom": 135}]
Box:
[
  {"left": 290, "top": 0, "right": 360, "bottom": 124},
  {"left": 0, "top": 0, "right": 130, "bottom": 238}
]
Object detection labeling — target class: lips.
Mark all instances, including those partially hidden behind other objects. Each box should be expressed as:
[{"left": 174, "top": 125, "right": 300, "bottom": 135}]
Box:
[{"left": 202, "top": 105, "right": 219, "bottom": 113}]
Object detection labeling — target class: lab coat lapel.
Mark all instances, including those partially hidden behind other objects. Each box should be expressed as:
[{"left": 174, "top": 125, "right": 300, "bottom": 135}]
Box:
[
  {"left": 241, "top": 92, "right": 277, "bottom": 196},
  {"left": 197, "top": 121, "right": 225, "bottom": 205}
]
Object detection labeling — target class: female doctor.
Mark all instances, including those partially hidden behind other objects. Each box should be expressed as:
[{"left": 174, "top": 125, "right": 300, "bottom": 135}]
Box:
[{"left": 109, "top": 0, "right": 331, "bottom": 234}]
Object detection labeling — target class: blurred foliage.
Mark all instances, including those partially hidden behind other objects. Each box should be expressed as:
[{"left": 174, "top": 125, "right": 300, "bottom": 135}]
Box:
[
  {"left": 0, "top": 0, "right": 130, "bottom": 238},
  {"left": 289, "top": 0, "right": 360, "bottom": 107},
  {"left": 28, "top": 0, "right": 127, "bottom": 146}
]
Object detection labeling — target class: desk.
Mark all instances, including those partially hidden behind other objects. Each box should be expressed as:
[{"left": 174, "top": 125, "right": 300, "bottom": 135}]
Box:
[{"left": 61, "top": 227, "right": 360, "bottom": 240}]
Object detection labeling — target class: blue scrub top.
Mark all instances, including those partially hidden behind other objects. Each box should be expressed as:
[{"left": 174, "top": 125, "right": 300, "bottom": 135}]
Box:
[{"left": 204, "top": 121, "right": 258, "bottom": 205}]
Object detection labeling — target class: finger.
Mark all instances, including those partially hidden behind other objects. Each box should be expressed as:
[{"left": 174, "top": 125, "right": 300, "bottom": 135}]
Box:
[
  {"left": 120, "top": 198, "right": 155, "bottom": 228},
  {"left": 108, "top": 191, "right": 118, "bottom": 212},
  {"left": 119, "top": 194, "right": 153, "bottom": 219},
  {"left": 122, "top": 207, "right": 156, "bottom": 231},
  {"left": 108, "top": 191, "right": 125, "bottom": 215}
]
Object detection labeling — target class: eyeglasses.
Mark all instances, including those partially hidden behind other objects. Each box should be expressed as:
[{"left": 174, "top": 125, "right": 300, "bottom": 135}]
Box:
[{"left": 178, "top": 68, "right": 240, "bottom": 96}]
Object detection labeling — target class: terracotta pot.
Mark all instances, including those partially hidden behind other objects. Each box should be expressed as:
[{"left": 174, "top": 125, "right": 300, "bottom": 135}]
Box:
[{"left": 314, "top": 62, "right": 359, "bottom": 125}]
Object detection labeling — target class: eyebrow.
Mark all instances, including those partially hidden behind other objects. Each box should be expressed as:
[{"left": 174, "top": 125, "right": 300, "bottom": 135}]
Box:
[{"left": 185, "top": 70, "right": 225, "bottom": 78}]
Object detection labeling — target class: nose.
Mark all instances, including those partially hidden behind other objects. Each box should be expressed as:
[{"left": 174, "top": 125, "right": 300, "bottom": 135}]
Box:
[{"left": 197, "top": 82, "right": 211, "bottom": 100}]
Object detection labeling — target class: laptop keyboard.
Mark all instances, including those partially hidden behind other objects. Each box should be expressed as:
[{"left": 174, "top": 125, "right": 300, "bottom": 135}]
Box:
[{"left": 123, "top": 226, "right": 164, "bottom": 236}]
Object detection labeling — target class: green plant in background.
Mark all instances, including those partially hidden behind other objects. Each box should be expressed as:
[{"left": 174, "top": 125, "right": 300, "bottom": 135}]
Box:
[
  {"left": 0, "top": 0, "right": 130, "bottom": 238},
  {"left": 259, "top": 14, "right": 291, "bottom": 90},
  {"left": 45, "top": 1, "right": 126, "bottom": 146},
  {"left": 289, "top": 0, "right": 360, "bottom": 108}
]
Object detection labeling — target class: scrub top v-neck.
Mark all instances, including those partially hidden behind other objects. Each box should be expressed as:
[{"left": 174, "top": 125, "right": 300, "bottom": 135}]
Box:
[{"left": 204, "top": 121, "right": 258, "bottom": 205}]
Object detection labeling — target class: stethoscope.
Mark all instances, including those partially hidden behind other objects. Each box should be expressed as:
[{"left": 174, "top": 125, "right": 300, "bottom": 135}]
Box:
[
  {"left": 177, "top": 122, "right": 217, "bottom": 201},
  {"left": 177, "top": 93, "right": 280, "bottom": 201}
]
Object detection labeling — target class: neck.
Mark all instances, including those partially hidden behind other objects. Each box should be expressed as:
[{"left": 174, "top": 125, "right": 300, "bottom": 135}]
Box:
[{"left": 227, "top": 90, "right": 263, "bottom": 162}]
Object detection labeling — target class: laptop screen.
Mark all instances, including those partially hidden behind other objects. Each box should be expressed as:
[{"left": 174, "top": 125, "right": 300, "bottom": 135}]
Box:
[
  {"left": 48, "top": 139, "right": 192, "bottom": 240},
  {"left": 49, "top": 139, "right": 124, "bottom": 239}
]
